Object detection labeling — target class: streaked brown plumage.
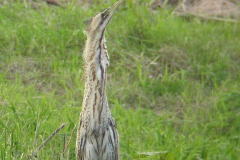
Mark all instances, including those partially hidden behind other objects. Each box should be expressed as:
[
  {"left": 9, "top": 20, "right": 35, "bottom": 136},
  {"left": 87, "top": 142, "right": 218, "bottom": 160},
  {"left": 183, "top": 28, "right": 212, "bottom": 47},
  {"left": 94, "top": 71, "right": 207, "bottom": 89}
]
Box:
[{"left": 76, "top": 1, "right": 123, "bottom": 159}]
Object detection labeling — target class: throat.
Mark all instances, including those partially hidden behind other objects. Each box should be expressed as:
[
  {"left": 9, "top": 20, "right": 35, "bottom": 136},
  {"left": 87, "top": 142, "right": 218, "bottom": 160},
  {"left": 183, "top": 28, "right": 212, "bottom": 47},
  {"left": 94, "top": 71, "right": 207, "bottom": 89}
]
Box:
[
  {"left": 82, "top": 36, "right": 110, "bottom": 122},
  {"left": 82, "top": 42, "right": 108, "bottom": 114}
]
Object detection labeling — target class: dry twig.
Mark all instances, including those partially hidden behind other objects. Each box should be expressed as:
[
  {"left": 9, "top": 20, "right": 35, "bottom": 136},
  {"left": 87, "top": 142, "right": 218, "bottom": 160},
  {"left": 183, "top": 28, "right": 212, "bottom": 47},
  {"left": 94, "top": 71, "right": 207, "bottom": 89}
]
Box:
[
  {"left": 63, "top": 125, "right": 76, "bottom": 157},
  {"left": 38, "top": 123, "right": 66, "bottom": 151}
]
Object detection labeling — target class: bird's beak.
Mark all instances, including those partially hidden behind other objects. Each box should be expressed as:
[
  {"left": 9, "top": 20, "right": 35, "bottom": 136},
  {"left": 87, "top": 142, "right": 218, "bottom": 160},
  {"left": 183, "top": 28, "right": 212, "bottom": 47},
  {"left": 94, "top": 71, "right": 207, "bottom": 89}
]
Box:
[{"left": 102, "top": 0, "right": 123, "bottom": 19}]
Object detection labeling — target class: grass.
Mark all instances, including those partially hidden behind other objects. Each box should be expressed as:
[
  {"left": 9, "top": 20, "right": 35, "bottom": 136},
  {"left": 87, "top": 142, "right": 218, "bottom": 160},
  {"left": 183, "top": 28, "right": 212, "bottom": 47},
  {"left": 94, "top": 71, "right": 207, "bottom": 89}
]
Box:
[{"left": 0, "top": 0, "right": 240, "bottom": 159}]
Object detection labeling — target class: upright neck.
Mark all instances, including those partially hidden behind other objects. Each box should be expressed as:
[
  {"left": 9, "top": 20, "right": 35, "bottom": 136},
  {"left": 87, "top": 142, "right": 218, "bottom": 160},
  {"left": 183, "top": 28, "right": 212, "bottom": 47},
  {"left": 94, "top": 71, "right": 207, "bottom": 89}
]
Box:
[
  {"left": 82, "top": 34, "right": 109, "bottom": 114},
  {"left": 83, "top": 34, "right": 108, "bottom": 83}
]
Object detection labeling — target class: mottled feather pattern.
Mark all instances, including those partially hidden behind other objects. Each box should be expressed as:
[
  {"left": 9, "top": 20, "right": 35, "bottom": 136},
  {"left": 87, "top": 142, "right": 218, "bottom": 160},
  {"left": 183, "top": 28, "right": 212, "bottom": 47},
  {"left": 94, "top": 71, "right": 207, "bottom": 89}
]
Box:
[{"left": 76, "top": 0, "right": 123, "bottom": 159}]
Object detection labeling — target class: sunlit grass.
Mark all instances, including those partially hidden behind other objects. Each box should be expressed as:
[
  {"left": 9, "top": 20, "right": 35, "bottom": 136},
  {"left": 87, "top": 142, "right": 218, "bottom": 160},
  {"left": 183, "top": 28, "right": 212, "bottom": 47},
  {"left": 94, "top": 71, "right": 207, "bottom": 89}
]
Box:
[{"left": 0, "top": 0, "right": 240, "bottom": 159}]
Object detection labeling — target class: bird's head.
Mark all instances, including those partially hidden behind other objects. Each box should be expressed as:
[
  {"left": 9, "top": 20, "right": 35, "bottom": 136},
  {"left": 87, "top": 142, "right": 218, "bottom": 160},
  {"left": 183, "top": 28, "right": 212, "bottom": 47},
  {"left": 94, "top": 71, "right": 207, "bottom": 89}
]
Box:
[{"left": 85, "top": 0, "right": 123, "bottom": 38}]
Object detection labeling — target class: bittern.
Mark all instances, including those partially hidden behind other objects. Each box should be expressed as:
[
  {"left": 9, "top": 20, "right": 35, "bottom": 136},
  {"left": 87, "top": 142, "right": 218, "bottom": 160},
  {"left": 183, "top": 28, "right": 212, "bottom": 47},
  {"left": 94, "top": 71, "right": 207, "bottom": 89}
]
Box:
[{"left": 76, "top": 0, "right": 123, "bottom": 160}]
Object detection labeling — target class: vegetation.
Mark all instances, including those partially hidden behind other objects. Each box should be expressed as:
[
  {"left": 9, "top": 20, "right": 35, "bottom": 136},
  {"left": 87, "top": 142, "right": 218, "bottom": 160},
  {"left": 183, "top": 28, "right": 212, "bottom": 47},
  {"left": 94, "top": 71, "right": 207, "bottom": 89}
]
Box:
[{"left": 0, "top": 0, "right": 239, "bottom": 159}]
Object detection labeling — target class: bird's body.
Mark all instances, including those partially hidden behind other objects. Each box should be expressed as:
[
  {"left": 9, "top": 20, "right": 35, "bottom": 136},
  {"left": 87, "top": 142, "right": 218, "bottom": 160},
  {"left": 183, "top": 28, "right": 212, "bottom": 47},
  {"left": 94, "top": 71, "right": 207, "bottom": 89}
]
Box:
[{"left": 76, "top": 1, "right": 123, "bottom": 159}]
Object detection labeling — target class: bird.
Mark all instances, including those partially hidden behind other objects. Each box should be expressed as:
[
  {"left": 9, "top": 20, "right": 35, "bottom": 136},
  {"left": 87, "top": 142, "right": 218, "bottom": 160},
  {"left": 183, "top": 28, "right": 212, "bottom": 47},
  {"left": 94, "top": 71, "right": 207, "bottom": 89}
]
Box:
[{"left": 76, "top": 0, "right": 123, "bottom": 159}]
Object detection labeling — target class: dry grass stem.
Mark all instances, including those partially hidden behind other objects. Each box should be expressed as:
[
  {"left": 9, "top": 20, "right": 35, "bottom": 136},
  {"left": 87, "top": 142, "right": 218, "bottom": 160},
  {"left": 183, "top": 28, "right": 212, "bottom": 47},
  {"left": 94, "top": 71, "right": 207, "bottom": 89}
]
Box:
[
  {"left": 63, "top": 125, "right": 76, "bottom": 157},
  {"left": 38, "top": 123, "right": 66, "bottom": 151}
]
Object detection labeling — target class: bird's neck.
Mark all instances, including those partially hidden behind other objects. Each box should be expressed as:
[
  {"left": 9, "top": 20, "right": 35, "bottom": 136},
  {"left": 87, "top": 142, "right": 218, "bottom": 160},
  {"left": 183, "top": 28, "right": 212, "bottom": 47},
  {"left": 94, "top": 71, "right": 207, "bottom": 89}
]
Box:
[{"left": 82, "top": 36, "right": 110, "bottom": 118}]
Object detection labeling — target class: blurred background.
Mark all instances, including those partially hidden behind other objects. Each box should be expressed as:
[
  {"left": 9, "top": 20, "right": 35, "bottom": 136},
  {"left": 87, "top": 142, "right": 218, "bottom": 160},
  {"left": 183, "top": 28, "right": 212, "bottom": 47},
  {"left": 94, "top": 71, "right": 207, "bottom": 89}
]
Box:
[{"left": 0, "top": 0, "right": 239, "bottom": 159}]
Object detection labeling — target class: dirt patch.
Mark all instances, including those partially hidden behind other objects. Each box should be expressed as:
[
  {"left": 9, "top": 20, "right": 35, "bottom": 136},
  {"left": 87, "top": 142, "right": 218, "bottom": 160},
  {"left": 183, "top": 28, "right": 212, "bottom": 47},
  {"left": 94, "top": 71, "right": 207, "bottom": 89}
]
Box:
[
  {"left": 173, "top": 0, "right": 240, "bottom": 22},
  {"left": 0, "top": 57, "right": 54, "bottom": 91}
]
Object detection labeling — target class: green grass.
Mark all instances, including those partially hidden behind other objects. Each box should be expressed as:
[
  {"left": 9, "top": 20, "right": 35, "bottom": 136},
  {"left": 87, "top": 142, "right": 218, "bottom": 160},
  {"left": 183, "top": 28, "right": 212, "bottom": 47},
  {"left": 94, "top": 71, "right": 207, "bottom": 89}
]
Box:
[{"left": 0, "top": 0, "right": 240, "bottom": 159}]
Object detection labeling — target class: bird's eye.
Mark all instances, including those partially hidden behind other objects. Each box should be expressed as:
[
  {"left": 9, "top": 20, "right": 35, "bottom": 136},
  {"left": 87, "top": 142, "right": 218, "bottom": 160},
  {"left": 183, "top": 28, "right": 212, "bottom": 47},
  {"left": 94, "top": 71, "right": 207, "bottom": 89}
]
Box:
[
  {"left": 101, "top": 9, "right": 108, "bottom": 19},
  {"left": 101, "top": 13, "right": 105, "bottom": 18},
  {"left": 101, "top": 13, "right": 108, "bottom": 19}
]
